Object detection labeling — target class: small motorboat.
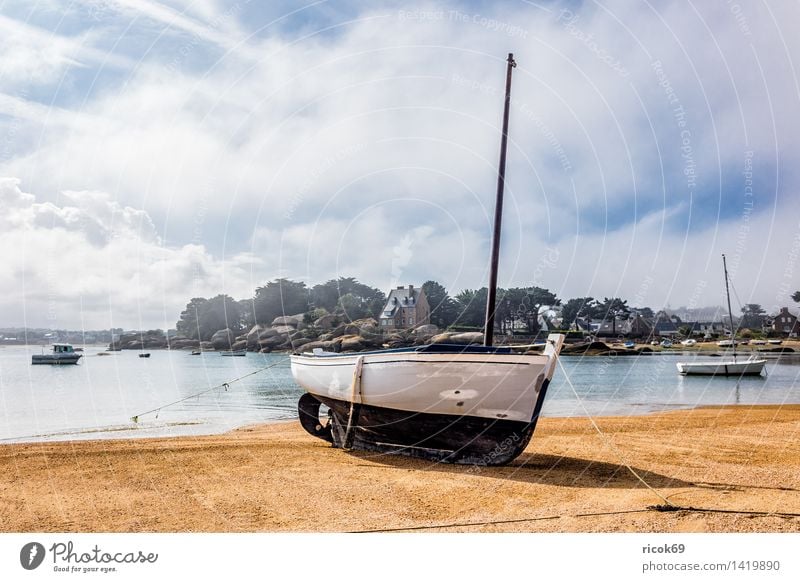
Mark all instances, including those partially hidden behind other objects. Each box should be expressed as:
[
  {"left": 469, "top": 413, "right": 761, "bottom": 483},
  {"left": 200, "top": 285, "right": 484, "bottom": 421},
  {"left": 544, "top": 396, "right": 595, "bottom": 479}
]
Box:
[
  {"left": 680, "top": 339, "right": 697, "bottom": 346},
  {"left": 623, "top": 341, "right": 635, "bottom": 349},
  {"left": 220, "top": 350, "right": 246, "bottom": 356},
  {"left": 139, "top": 353, "right": 151, "bottom": 358},
  {"left": 32, "top": 344, "right": 82, "bottom": 365},
  {"left": 190, "top": 350, "right": 202, "bottom": 355}
]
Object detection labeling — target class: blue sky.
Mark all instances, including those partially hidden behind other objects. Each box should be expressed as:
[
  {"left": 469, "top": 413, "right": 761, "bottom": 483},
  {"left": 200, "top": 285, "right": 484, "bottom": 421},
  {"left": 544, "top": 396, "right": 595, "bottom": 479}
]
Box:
[{"left": 0, "top": 0, "right": 798, "bottom": 328}]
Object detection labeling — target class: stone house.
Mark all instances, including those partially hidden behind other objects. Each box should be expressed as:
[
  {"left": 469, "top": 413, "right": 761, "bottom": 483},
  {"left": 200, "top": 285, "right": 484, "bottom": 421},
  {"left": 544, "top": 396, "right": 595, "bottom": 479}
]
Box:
[
  {"left": 771, "top": 307, "right": 799, "bottom": 336},
  {"left": 379, "top": 285, "right": 431, "bottom": 331}
]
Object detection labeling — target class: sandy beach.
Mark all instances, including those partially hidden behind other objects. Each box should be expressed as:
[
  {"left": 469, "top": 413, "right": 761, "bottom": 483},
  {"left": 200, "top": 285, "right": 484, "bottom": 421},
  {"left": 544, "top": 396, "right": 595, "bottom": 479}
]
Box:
[{"left": 1, "top": 405, "right": 798, "bottom": 533}]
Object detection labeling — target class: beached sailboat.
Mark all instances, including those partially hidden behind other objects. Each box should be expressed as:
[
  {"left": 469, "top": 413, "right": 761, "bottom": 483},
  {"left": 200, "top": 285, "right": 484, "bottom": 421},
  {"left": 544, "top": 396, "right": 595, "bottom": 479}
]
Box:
[
  {"left": 291, "top": 54, "right": 566, "bottom": 465},
  {"left": 676, "top": 255, "right": 766, "bottom": 376}
]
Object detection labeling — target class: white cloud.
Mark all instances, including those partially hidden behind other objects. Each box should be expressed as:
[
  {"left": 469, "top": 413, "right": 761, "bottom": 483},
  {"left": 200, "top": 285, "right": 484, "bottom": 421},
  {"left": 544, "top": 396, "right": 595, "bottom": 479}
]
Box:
[
  {"left": 0, "top": 178, "right": 256, "bottom": 328},
  {"left": 0, "top": 1, "right": 798, "bottom": 327}
]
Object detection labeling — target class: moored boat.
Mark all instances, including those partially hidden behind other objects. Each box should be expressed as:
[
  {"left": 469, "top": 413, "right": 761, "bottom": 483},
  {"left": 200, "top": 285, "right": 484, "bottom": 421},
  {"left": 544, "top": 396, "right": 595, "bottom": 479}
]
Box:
[
  {"left": 677, "top": 255, "right": 766, "bottom": 377},
  {"left": 220, "top": 350, "right": 246, "bottom": 356},
  {"left": 677, "top": 355, "right": 766, "bottom": 376},
  {"left": 31, "top": 344, "right": 82, "bottom": 365}
]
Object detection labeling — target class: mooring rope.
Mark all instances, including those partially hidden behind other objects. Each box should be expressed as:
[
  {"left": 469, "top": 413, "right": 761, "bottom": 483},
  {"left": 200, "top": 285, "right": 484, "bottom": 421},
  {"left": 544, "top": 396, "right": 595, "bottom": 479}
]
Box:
[
  {"left": 130, "top": 357, "right": 290, "bottom": 423},
  {"left": 555, "top": 353, "right": 675, "bottom": 507}
]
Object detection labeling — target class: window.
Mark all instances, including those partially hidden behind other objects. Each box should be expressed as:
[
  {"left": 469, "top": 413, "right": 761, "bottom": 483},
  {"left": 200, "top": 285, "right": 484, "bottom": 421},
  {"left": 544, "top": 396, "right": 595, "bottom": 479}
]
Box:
[{"left": 409, "top": 317, "right": 414, "bottom": 325}]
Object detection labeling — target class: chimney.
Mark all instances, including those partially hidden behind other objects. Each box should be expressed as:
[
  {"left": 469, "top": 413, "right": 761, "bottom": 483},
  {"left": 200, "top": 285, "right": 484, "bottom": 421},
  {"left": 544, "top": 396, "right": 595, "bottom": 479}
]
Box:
[
  {"left": 409, "top": 284, "right": 414, "bottom": 293},
  {"left": 397, "top": 285, "right": 404, "bottom": 289}
]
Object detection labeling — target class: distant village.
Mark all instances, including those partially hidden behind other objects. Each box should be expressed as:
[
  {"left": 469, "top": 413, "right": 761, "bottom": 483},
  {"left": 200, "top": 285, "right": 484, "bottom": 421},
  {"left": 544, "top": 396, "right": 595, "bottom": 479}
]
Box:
[{"left": 3, "top": 278, "right": 798, "bottom": 350}]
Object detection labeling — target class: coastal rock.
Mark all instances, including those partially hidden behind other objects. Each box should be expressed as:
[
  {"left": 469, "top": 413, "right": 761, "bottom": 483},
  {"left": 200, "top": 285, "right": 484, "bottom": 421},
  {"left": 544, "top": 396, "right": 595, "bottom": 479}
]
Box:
[
  {"left": 200, "top": 341, "right": 214, "bottom": 350},
  {"left": 258, "top": 335, "right": 285, "bottom": 349},
  {"left": 210, "top": 329, "right": 235, "bottom": 350},
  {"left": 290, "top": 338, "right": 312, "bottom": 349},
  {"left": 258, "top": 328, "right": 279, "bottom": 340},
  {"left": 430, "top": 333, "right": 454, "bottom": 344},
  {"left": 231, "top": 340, "right": 248, "bottom": 351},
  {"left": 450, "top": 332, "right": 484, "bottom": 344},
  {"left": 413, "top": 324, "right": 439, "bottom": 337},
  {"left": 294, "top": 340, "right": 337, "bottom": 353},
  {"left": 340, "top": 336, "right": 364, "bottom": 352},
  {"left": 314, "top": 314, "right": 339, "bottom": 330},
  {"left": 168, "top": 338, "right": 199, "bottom": 350},
  {"left": 271, "top": 314, "right": 306, "bottom": 327},
  {"left": 272, "top": 325, "right": 295, "bottom": 336},
  {"left": 246, "top": 325, "right": 264, "bottom": 348},
  {"left": 328, "top": 325, "right": 346, "bottom": 339}
]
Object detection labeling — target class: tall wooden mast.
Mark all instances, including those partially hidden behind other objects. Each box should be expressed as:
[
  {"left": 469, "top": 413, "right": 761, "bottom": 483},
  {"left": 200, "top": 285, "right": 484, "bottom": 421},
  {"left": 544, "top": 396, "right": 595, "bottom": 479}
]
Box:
[{"left": 484, "top": 53, "right": 516, "bottom": 347}]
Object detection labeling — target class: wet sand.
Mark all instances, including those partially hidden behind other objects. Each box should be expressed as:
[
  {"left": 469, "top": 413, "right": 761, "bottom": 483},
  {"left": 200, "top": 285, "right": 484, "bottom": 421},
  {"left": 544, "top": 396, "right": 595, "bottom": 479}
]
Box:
[{"left": 1, "top": 405, "right": 799, "bottom": 532}]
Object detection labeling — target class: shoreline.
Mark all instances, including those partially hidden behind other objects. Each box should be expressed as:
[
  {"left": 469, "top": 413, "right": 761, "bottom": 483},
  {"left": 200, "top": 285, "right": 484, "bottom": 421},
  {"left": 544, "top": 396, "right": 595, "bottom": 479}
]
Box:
[{"left": 2, "top": 404, "right": 799, "bottom": 533}]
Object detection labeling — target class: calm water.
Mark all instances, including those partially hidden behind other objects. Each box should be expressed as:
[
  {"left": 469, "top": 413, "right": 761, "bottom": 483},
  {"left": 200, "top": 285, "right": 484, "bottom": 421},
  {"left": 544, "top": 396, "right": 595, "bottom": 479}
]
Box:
[{"left": 1, "top": 346, "right": 799, "bottom": 443}]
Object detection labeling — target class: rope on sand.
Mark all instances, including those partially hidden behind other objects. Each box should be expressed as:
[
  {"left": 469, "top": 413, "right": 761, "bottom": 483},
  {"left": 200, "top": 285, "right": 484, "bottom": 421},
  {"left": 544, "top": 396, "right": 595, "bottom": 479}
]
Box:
[
  {"left": 350, "top": 506, "right": 800, "bottom": 533},
  {"left": 130, "top": 358, "right": 290, "bottom": 423}
]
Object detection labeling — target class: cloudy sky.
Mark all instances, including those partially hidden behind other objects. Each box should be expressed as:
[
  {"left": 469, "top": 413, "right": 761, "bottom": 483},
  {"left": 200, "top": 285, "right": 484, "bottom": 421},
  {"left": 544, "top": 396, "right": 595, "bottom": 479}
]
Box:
[{"left": 1, "top": 0, "right": 798, "bottom": 330}]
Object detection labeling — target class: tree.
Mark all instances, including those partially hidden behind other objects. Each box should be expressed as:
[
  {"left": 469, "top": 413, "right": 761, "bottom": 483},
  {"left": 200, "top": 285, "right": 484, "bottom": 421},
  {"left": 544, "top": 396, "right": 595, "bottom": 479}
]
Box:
[
  {"left": 638, "top": 307, "right": 655, "bottom": 319},
  {"left": 598, "top": 297, "right": 630, "bottom": 336},
  {"left": 792, "top": 291, "right": 800, "bottom": 303},
  {"left": 519, "top": 287, "right": 560, "bottom": 335},
  {"left": 740, "top": 303, "right": 767, "bottom": 330},
  {"left": 310, "top": 278, "right": 385, "bottom": 320},
  {"left": 421, "top": 280, "right": 458, "bottom": 328},
  {"left": 246, "top": 279, "right": 309, "bottom": 327},
  {"left": 175, "top": 295, "right": 244, "bottom": 340},
  {"left": 453, "top": 288, "right": 488, "bottom": 328},
  {"left": 337, "top": 293, "right": 368, "bottom": 320},
  {"left": 176, "top": 297, "right": 208, "bottom": 339},
  {"left": 561, "top": 297, "right": 597, "bottom": 330}
]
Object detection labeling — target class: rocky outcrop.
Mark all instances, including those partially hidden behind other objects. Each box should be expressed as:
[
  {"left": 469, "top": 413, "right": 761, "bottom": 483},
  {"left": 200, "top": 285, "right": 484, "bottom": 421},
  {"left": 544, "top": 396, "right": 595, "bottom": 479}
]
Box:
[
  {"left": 314, "top": 314, "right": 339, "bottom": 330},
  {"left": 210, "top": 328, "right": 235, "bottom": 350},
  {"left": 271, "top": 314, "right": 307, "bottom": 329},
  {"left": 430, "top": 331, "right": 484, "bottom": 345},
  {"left": 168, "top": 338, "right": 200, "bottom": 350},
  {"left": 413, "top": 324, "right": 439, "bottom": 337}
]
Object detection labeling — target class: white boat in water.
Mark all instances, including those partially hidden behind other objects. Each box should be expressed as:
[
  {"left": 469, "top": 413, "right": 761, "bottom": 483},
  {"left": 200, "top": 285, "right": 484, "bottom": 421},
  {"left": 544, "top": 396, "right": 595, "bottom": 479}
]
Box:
[
  {"left": 292, "top": 335, "right": 565, "bottom": 464},
  {"left": 220, "top": 350, "right": 246, "bottom": 356},
  {"left": 290, "top": 54, "right": 567, "bottom": 465},
  {"left": 677, "top": 354, "right": 766, "bottom": 376},
  {"left": 31, "top": 343, "right": 82, "bottom": 365},
  {"left": 677, "top": 255, "right": 766, "bottom": 377}
]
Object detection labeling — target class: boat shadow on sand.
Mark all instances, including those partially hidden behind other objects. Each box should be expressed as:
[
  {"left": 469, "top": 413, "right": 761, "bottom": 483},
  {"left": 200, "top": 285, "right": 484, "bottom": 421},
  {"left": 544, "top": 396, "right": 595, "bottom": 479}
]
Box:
[{"left": 348, "top": 450, "right": 691, "bottom": 490}]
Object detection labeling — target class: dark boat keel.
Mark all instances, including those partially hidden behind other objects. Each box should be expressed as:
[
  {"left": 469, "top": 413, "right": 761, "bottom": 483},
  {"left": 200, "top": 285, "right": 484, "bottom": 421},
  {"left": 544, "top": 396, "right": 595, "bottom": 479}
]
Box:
[{"left": 297, "top": 380, "right": 550, "bottom": 466}]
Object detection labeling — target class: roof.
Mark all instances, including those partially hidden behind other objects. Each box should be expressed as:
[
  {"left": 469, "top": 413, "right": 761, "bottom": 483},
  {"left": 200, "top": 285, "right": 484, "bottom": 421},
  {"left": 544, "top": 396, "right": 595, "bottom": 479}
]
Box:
[{"left": 381, "top": 285, "right": 423, "bottom": 318}]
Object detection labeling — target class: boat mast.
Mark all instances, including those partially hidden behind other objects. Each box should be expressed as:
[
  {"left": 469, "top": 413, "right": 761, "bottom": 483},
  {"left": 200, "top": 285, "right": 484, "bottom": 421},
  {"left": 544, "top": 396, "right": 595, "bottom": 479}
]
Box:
[
  {"left": 484, "top": 53, "right": 516, "bottom": 347},
  {"left": 722, "top": 253, "right": 737, "bottom": 360}
]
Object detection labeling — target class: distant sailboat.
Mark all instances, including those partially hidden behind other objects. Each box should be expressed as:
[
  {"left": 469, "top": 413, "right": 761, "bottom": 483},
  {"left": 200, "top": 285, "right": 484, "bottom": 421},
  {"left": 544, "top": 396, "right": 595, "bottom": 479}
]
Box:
[{"left": 676, "top": 255, "right": 766, "bottom": 376}]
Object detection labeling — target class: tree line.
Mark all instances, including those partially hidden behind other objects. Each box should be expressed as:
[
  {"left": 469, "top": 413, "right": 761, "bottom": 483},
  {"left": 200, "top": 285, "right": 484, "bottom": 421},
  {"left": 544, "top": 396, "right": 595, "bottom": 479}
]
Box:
[
  {"left": 175, "top": 279, "right": 800, "bottom": 341},
  {"left": 176, "top": 278, "right": 640, "bottom": 341}
]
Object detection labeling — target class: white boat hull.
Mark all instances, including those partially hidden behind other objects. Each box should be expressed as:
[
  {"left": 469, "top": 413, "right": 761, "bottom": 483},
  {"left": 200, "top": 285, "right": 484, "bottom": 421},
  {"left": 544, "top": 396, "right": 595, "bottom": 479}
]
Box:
[
  {"left": 290, "top": 334, "right": 565, "bottom": 465},
  {"left": 292, "top": 337, "right": 562, "bottom": 423},
  {"left": 676, "top": 358, "right": 766, "bottom": 376}
]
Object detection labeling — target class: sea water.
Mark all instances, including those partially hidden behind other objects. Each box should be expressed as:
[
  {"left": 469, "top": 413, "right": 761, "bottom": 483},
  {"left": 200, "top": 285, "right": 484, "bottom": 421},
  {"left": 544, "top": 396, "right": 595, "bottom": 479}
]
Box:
[{"left": 1, "top": 345, "right": 798, "bottom": 443}]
